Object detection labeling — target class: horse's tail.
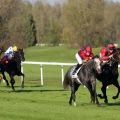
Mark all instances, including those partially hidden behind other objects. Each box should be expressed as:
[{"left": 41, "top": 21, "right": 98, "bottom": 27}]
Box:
[
  {"left": 63, "top": 72, "right": 70, "bottom": 89},
  {"left": 63, "top": 66, "right": 74, "bottom": 89}
]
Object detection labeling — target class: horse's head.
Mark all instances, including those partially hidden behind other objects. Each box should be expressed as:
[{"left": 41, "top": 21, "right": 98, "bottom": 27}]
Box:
[
  {"left": 110, "top": 48, "right": 120, "bottom": 64},
  {"left": 14, "top": 48, "right": 25, "bottom": 62},
  {"left": 18, "top": 48, "right": 25, "bottom": 62},
  {"left": 85, "top": 56, "right": 101, "bottom": 74},
  {"left": 93, "top": 57, "right": 101, "bottom": 74}
]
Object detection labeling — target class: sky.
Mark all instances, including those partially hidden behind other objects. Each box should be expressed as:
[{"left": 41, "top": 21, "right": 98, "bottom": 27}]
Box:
[
  {"left": 112, "top": 0, "right": 120, "bottom": 2},
  {"left": 26, "top": 0, "right": 120, "bottom": 4},
  {"left": 25, "top": 0, "right": 64, "bottom": 5}
]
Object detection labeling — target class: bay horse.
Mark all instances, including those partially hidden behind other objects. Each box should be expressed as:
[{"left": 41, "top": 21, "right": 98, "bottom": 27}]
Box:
[
  {"left": 97, "top": 48, "right": 120, "bottom": 103},
  {"left": 63, "top": 57, "right": 101, "bottom": 106},
  {"left": 0, "top": 48, "right": 25, "bottom": 90}
]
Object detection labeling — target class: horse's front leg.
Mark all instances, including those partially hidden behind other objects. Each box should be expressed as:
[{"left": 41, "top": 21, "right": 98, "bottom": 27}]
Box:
[
  {"left": 86, "top": 84, "right": 95, "bottom": 103},
  {"left": 91, "top": 81, "right": 99, "bottom": 105},
  {"left": 2, "top": 72, "right": 10, "bottom": 87},
  {"left": 20, "top": 73, "right": 25, "bottom": 88},
  {"left": 112, "top": 81, "right": 120, "bottom": 99},
  {"left": 69, "top": 81, "right": 80, "bottom": 106},
  {"left": 101, "top": 85, "right": 108, "bottom": 103},
  {"left": 9, "top": 74, "right": 15, "bottom": 91}
]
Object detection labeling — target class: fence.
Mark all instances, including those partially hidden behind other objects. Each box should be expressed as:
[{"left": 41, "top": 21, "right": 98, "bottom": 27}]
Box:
[
  {"left": 21, "top": 61, "right": 120, "bottom": 86},
  {"left": 21, "top": 61, "right": 76, "bottom": 85}
]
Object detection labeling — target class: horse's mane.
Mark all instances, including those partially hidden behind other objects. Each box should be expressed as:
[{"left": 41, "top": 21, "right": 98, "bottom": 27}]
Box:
[
  {"left": 82, "top": 59, "right": 96, "bottom": 73},
  {"left": 12, "top": 48, "right": 25, "bottom": 63}
]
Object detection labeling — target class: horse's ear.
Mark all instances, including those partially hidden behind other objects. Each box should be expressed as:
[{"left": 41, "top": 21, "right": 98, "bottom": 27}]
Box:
[
  {"left": 18, "top": 48, "right": 23, "bottom": 51},
  {"left": 117, "top": 48, "right": 120, "bottom": 52}
]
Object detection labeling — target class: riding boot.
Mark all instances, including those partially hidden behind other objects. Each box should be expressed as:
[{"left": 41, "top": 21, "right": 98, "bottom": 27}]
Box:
[{"left": 72, "top": 64, "right": 82, "bottom": 78}]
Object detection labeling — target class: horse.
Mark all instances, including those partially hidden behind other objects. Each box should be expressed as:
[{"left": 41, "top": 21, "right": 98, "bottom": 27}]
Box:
[
  {"left": 63, "top": 57, "right": 101, "bottom": 106},
  {"left": 97, "top": 48, "right": 120, "bottom": 103},
  {"left": 0, "top": 48, "right": 25, "bottom": 90}
]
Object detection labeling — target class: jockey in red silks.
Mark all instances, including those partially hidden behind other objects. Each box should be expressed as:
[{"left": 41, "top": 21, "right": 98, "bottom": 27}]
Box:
[
  {"left": 100, "top": 43, "right": 116, "bottom": 63},
  {"left": 72, "top": 46, "right": 94, "bottom": 78}
]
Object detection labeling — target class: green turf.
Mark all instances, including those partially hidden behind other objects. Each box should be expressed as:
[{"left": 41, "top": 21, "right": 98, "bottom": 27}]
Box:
[{"left": 0, "top": 45, "right": 120, "bottom": 120}]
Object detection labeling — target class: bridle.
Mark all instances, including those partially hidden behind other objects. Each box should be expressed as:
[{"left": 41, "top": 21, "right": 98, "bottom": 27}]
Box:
[{"left": 107, "top": 51, "right": 120, "bottom": 66}]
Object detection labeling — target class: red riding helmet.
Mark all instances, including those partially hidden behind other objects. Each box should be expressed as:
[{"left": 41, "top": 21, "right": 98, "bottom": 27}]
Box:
[
  {"left": 107, "top": 43, "right": 115, "bottom": 50},
  {"left": 85, "top": 46, "right": 92, "bottom": 53}
]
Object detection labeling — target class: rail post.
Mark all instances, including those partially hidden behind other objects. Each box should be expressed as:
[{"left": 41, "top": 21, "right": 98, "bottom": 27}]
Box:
[
  {"left": 61, "top": 65, "right": 64, "bottom": 85},
  {"left": 40, "top": 64, "right": 43, "bottom": 86}
]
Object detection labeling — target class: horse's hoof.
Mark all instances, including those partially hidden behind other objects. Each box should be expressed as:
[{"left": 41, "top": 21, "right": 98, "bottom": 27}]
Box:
[
  {"left": 104, "top": 100, "right": 108, "bottom": 104},
  {"left": 69, "top": 102, "right": 72, "bottom": 106},
  {"left": 97, "top": 94, "right": 104, "bottom": 99},
  {"left": 112, "top": 96, "right": 118, "bottom": 99},
  {"left": 73, "top": 102, "right": 76, "bottom": 107},
  {"left": 6, "top": 85, "right": 10, "bottom": 87},
  {"left": 96, "top": 103, "right": 100, "bottom": 106},
  {"left": 12, "top": 88, "right": 15, "bottom": 91}
]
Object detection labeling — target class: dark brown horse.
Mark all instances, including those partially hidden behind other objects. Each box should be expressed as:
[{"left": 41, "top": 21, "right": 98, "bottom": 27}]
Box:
[
  {"left": 97, "top": 48, "right": 120, "bottom": 103},
  {"left": 0, "top": 49, "right": 25, "bottom": 90},
  {"left": 63, "top": 57, "right": 101, "bottom": 106}
]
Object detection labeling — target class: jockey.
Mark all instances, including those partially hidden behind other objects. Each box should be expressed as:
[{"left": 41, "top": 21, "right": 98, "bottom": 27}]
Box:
[
  {"left": 4, "top": 45, "right": 18, "bottom": 60},
  {"left": 72, "top": 46, "right": 94, "bottom": 78},
  {"left": 100, "top": 43, "right": 116, "bottom": 63}
]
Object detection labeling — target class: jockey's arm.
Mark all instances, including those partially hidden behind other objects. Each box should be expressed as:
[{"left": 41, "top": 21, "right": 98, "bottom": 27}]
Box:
[
  {"left": 79, "top": 52, "right": 88, "bottom": 60},
  {"left": 100, "top": 48, "right": 110, "bottom": 61},
  {"left": 100, "top": 52, "right": 110, "bottom": 61}
]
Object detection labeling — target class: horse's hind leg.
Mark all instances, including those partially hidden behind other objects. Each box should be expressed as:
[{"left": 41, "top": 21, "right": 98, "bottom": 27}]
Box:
[
  {"left": 112, "top": 81, "right": 120, "bottom": 99},
  {"left": 69, "top": 83, "right": 75, "bottom": 106},
  {"left": 69, "top": 82, "right": 80, "bottom": 106},
  {"left": 100, "top": 85, "right": 108, "bottom": 103}
]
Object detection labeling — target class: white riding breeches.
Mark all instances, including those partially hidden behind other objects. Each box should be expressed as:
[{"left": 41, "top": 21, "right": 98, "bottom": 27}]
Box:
[{"left": 75, "top": 53, "right": 83, "bottom": 64}]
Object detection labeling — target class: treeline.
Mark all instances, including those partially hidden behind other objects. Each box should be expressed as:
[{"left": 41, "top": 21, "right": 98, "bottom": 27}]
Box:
[
  {"left": 0, "top": 0, "right": 120, "bottom": 49},
  {"left": 0, "top": 0, "right": 36, "bottom": 49}
]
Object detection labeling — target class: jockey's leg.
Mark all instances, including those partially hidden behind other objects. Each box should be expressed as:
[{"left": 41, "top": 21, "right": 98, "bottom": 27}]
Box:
[
  {"left": 72, "top": 53, "right": 82, "bottom": 78},
  {"left": 73, "top": 64, "right": 81, "bottom": 75}
]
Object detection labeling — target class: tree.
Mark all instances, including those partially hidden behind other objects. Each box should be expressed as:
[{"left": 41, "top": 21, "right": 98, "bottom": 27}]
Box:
[{"left": 0, "top": 0, "right": 37, "bottom": 48}]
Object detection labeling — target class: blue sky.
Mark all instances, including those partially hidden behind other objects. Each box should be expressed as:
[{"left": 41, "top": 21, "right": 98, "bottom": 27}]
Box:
[{"left": 112, "top": 0, "right": 120, "bottom": 1}]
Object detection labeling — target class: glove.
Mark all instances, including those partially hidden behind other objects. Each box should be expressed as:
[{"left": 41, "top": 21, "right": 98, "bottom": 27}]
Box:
[{"left": 83, "top": 60, "right": 87, "bottom": 62}]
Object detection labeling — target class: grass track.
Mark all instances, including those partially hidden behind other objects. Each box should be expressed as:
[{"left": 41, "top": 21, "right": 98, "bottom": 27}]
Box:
[{"left": 0, "top": 46, "right": 120, "bottom": 120}]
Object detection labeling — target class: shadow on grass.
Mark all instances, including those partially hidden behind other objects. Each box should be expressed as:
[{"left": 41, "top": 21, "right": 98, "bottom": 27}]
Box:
[
  {"left": 15, "top": 89, "right": 65, "bottom": 93},
  {"left": 107, "top": 102, "right": 120, "bottom": 106},
  {"left": 80, "top": 101, "right": 120, "bottom": 107},
  {"left": 0, "top": 85, "right": 66, "bottom": 93}
]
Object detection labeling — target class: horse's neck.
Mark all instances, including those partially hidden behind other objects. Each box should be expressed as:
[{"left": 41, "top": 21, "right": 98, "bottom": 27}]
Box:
[
  {"left": 82, "top": 60, "right": 95, "bottom": 73},
  {"left": 85, "top": 60, "right": 94, "bottom": 69},
  {"left": 13, "top": 53, "right": 21, "bottom": 63},
  {"left": 111, "top": 62, "right": 118, "bottom": 71}
]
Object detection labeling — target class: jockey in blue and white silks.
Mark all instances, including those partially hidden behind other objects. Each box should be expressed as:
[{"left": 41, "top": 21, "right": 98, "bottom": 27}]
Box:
[{"left": 4, "top": 46, "right": 18, "bottom": 59}]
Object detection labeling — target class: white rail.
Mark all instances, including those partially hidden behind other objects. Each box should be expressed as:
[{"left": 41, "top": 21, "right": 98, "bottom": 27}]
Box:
[
  {"left": 21, "top": 61, "right": 120, "bottom": 86},
  {"left": 21, "top": 61, "right": 76, "bottom": 85}
]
